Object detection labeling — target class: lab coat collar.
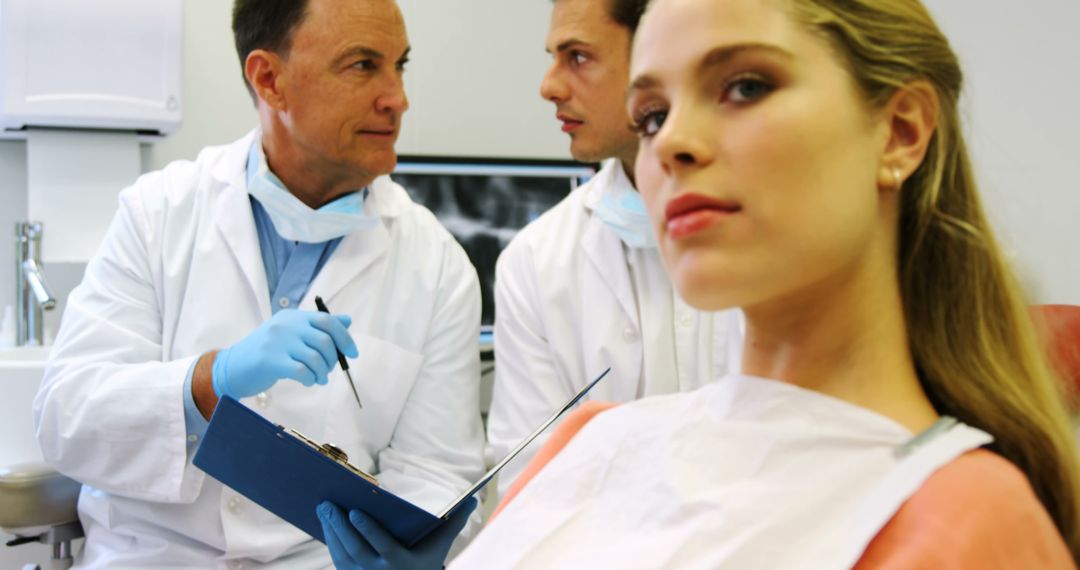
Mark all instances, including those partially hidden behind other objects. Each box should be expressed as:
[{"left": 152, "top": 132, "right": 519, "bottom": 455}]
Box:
[
  {"left": 305, "top": 177, "right": 401, "bottom": 305},
  {"left": 364, "top": 175, "right": 406, "bottom": 219},
  {"left": 209, "top": 129, "right": 258, "bottom": 193},
  {"left": 581, "top": 160, "right": 640, "bottom": 333},
  {"left": 582, "top": 159, "right": 627, "bottom": 214},
  {"left": 207, "top": 130, "right": 268, "bottom": 320},
  {"left": 304, "top": 219, "right": 390, "bottom": 307},
  {"left": 211, "top": 129, "right": 397, "bottom": 315}
]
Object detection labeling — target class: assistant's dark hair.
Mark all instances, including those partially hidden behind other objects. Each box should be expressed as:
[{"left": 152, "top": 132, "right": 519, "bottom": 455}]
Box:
[
  {"left": 550, "top": 0, "right": 649, "bottom": 34},
  {"left": 608, "top": 0, "right": 650, "bottom": 33},
  {"left": 232, "top": 0, "right": 311, "bottom": 99}
]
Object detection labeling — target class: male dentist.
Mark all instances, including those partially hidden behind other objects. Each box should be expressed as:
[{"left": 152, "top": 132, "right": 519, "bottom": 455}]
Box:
[
  {"left": 485, "top": 0, "right": 744, "bottom": 494},
  {"left": 34, "top": 0, "right": 484, "bottom": 567}
]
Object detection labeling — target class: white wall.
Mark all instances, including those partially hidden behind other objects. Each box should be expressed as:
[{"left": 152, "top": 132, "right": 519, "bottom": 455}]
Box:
[
  {"left": 394, "top": 0, "right": 565, "bottom": 158},
  {"left": 140, "top": 0, "right": 258, "bottom": 173},
  {"left": 141, "top": 0, "right": 566, "bottom": 174},
  {"left": 924, "top": 0, "right": 1080, "bottom": 304},
  {"left": 0, "top": 140, "right": 27, "bottom": 316}
]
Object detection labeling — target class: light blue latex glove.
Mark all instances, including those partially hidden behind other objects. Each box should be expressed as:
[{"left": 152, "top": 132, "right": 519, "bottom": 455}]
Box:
[
  {"left": 317, "top": 497, "right": 477, "bottom": 570},
  {"left": 212, "top": 309, "right": 359, "bottom": 399}
]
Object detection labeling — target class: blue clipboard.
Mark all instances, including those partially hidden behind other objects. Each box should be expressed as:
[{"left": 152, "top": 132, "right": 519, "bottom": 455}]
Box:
[{"left": 193, "top": 367, "right": 611, "bottom": 547}]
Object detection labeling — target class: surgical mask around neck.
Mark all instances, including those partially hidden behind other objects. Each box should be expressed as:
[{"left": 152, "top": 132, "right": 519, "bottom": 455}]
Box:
[
  {"left": 594, "top": 185, "right": 657, "bottom": 249},
  {"left": 246, "top": 144, "right": 378, "bottom": 243}
]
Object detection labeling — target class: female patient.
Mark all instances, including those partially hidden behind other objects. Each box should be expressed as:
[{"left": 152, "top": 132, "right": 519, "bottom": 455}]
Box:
[{"left": 321, "top": 0, "right": 1080, "bottom": 566}]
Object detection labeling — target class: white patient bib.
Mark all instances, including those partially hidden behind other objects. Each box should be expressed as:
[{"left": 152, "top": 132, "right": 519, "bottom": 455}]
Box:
[{"left": 453, "top": 374, "right": 991, "bottom": 569}]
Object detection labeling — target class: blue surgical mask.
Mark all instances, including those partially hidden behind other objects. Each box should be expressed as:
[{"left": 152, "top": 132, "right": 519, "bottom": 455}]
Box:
[
  {"left": 246, "top": 142, "right": 378, "bottom": 243},
  {"left": 594, "top": 185, "right": 657, "bottom": 249}
]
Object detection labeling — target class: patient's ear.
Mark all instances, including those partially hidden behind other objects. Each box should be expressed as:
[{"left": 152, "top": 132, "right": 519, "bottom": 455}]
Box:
[{"left": 876, "top": 81, "right": 939, "bottom": 191}]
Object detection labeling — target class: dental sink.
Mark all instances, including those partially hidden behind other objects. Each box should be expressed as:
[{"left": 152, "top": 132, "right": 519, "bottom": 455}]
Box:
[
  {"left": 0, "top": 348, "right": 71, "bottom": 570},
  {"left": 0, "top": 346, "right": 51, "bottom": 467},
  {"left": 0, "top": 345, "right": 51, "bottom": 361}
]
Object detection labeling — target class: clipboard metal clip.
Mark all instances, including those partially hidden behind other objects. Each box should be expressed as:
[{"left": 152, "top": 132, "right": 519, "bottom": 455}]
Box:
[{"left": 281, "top": 426, "right": 380, "bottom": 486}]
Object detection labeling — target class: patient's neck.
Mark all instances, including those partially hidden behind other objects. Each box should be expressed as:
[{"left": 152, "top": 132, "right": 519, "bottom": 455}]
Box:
[{"left": 739, "top": 255, "right": 937, "bottom": 433}]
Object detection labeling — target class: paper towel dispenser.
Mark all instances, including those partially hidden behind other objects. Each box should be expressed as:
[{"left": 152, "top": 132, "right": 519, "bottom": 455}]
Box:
[{"left": 0, "top": 0, "right": 183, "bottom": 136}]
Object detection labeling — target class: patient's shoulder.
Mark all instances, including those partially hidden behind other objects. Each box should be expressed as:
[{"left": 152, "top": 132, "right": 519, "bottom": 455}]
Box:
[
  {"left": 490, "top": 401, "right": 619, "bottom": 521},
  {"left": 856, "top": 449, "right": 1075, "bottom": 569},
  {"left": 552, "top": 401, "right": 619, "bottom": 436}
]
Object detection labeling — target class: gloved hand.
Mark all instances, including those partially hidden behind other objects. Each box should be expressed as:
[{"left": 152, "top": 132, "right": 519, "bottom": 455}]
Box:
[
  {"left": 317, "top": 497, "right": 477, "bottom": 570},
  {"left": 212, "top": 309, "right": 359, "bottom": 399}
]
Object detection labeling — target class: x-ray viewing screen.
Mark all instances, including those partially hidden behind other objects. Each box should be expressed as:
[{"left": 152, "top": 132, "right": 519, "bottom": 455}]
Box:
[{"left": 392, "top": 157, "right": 597, "bottom": 335}]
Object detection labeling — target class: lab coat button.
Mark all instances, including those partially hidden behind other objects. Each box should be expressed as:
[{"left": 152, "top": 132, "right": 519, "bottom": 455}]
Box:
[
  {"left": 227, "top": 498, "right": 239, "bottom": 512},
  {"left": 255, "top": 392, "right": 270, "bottom": 408},
  {"left": 278, "top": 297, "right": 290, "bottom": 308},
  {"left": 622, "top": 327, "right": 637, "bottom": 341},
  {"left": 187, "top": 434, "right": 198, "bottom": 444}
]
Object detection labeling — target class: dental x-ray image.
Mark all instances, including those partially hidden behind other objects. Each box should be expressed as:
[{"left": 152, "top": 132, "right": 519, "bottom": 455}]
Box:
[{"left": 392, "top": 158, "right": 597, "bottom": 335}]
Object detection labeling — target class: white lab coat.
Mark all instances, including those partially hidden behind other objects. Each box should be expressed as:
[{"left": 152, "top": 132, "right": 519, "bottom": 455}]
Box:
[
  {"left": 33, "top": 131, "right": 485, "bottom": 569},
  {"left": 487, "top": 159, "right": 743, "bottom": 496}
]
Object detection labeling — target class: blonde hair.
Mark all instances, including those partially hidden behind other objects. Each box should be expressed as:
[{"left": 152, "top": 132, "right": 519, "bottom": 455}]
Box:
[{"left": 785, "top": 0, "right": 1080, "bottom": 558}]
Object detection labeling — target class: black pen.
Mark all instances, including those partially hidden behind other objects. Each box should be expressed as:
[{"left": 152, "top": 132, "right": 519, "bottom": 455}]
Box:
[{"left": 314, "top": 296, "right": 362, "bottom": 409}]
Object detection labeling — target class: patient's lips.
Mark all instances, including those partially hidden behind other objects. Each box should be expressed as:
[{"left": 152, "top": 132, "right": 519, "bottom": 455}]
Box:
[{"left": 664, "top": 193, "right": 742, "bottom": 240}]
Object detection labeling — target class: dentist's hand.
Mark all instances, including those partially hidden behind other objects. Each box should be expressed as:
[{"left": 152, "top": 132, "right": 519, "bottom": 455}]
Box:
[
  {"left": 212, "top": 309, "right": 359, "bottom": 399},
  {"left": 317, "top": 498, "right": 477, "bottom": 570}
]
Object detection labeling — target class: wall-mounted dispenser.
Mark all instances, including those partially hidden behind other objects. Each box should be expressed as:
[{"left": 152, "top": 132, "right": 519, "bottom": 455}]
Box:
[
  {"left": 0, "top": 0, "right": 183, "bottom": 266},
  {"left": 0, "top": 0, "right": 183, "bottom": 137}
]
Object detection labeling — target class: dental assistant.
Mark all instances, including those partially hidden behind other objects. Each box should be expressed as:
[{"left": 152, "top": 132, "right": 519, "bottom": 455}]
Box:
[
  {"left": 486, "top": 0, "right": 743, "bottom": 495},
  {"left": 33, "top": 0, "right": 485, "bottom": 567}
]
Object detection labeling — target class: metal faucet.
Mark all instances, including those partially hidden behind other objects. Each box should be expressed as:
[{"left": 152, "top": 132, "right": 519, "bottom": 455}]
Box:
[{"left": 16, "top": 222, "right": 56, "bottom": 346}]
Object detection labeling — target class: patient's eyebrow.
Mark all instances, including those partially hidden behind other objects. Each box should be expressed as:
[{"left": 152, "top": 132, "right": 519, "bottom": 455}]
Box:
[
  {"left": 626, "top": 74, "right": 661, "bottom": 101},
  {"left": 628, "top": 42, "right": 795, "bottom": 101},
  {"left": 697, "top": 42, "right": 794, "bottom": 73}
]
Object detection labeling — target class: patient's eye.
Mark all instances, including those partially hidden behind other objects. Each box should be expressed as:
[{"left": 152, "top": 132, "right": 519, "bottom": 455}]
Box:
[
  {"left": 631, "top": 107, "right": 669, "bottom": 138},
  {"left": 724, "top": 75, "right": 774, "bottom": 104}
]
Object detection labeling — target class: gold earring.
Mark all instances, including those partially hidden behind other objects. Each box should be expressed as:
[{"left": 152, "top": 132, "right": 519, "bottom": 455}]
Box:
[{"left": 892, "top": 166, "right": 903, "bottom": 190}]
